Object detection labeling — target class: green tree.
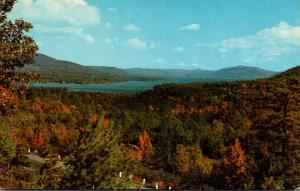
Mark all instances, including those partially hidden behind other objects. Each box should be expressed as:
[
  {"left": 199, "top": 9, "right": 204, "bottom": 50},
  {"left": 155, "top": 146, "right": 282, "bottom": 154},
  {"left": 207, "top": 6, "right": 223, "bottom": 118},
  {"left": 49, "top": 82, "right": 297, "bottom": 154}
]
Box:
[
  {"left": 171, "top": 144, "right": 213, "bottom": 189},
  {"left": 61, "top": 114, "right": 131, "bottom": 189},
  {"left": 0, "top": 0, "right": 38, "bottom": 89},
  {"left": 0, "top": 0, "right": 38, "bottom": 115}
]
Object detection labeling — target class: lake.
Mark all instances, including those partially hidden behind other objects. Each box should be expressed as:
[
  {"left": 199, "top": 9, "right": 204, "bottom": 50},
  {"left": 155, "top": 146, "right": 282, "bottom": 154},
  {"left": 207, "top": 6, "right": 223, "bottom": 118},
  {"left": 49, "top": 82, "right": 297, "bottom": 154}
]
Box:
[{"left": 32, "top": 79, "right": 206, "bottom": 94}]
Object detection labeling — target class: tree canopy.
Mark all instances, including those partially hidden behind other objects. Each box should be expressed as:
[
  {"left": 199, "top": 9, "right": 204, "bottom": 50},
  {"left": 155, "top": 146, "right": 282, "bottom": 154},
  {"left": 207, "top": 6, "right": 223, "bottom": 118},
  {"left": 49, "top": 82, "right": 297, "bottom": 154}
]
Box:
[{"left": 0, "top": 0, "right": 38, "bottom": 89}]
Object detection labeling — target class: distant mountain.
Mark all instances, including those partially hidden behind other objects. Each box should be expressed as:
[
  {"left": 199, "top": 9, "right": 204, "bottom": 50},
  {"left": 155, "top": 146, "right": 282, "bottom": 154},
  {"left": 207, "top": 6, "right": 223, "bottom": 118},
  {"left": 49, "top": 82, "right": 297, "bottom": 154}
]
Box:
[
  {"left": 213, "top": 66, "right": 277, "bottom": 80},
  {"left": 21, "top": 54, "right": 133, "bottom": 84},
  {"left": 21, "top": 54, "right": 278, "bottom": 84},
  {"left": 125, "top": 66, "right": 277, "bottom": 81},
  {"left": 88, "top": 66, "right": 131, "bottom": 78},
  {"left": 124, "top": 68, "right": 192, "bottom": 79}
]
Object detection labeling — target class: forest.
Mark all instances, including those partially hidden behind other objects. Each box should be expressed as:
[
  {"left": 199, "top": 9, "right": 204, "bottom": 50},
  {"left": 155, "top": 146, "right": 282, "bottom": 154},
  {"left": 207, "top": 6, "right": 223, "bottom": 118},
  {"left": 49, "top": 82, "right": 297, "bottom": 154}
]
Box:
[
  {"left": 0, "top": 68, "right": 299, "bottom": 189},
  {"left": 1, "top": 0, "right": 300, "bottom": 189}
]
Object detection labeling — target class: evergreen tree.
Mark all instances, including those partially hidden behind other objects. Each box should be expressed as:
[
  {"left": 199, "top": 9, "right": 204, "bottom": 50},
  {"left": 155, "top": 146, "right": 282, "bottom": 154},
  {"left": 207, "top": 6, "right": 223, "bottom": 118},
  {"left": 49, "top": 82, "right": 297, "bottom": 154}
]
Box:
[{"left": 61, "top": 113, "right": 131, "bottom": 189}]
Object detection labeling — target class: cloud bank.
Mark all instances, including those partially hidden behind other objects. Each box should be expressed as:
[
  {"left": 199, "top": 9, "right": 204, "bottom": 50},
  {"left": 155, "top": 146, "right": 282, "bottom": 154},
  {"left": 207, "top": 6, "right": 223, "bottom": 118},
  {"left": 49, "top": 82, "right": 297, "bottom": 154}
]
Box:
[
  {"left": 219, "top": 22, "right": 300, "bottom": 63},
  {"left": 10, "top": 0, "right": 101, "bottom": 44}
]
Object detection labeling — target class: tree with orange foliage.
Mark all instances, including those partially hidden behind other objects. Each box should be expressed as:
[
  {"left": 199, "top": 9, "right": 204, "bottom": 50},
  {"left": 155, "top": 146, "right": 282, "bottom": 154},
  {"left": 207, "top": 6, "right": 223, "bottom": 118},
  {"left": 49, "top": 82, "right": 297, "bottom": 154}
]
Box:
[
  {"left": 0, "top": 85, "right": 19, "bottom": 115},
  {"left": 32, "top": 129, "right": 46, "bottom": 150},
  {"left": 132, "top": 130, "right": 153, "bottom": 163},
  {"left": 221, "top": 139, "right": 252, "bottom": 189}
]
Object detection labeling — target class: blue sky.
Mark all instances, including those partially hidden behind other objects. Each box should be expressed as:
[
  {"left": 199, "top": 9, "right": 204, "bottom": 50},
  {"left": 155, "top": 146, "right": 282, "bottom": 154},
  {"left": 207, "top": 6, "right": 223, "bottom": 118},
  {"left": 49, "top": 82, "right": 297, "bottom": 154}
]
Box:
[{"left": 9, "top": 0, "right": 300, "bottom": 71}]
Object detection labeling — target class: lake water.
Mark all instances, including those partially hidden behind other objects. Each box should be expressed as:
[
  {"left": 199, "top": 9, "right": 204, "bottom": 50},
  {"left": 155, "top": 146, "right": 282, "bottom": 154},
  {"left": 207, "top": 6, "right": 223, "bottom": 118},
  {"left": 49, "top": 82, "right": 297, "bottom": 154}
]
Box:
[{"left": 32, "top": 79, "right": 204, "bottom": 94}]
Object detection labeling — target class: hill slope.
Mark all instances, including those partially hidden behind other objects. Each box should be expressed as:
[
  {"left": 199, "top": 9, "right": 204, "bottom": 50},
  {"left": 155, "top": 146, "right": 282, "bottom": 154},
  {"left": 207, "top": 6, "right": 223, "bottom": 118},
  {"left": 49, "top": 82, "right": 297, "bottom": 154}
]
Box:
[
  {"left": 213, "top": 66, "right": 277, "bottom": 80},
  {"left": 88, "top": 66, "right": 131, "bottom": 77},
  {"left": 21, "top": 54, "right": 132, "bottom": 84},
  {"left": 273, "top": 65, "right": 300, "bottom": 78}
]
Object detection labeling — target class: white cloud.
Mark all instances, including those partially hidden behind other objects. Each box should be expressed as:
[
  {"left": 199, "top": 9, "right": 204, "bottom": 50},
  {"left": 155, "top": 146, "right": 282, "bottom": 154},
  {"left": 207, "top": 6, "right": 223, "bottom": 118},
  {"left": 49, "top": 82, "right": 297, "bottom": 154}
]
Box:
[
  {"left": 219, "top": 38, "right": 253, "bottom": 52},
  {"left": 10, "top": 0, "right": 100, "bottom": 44},
  {"left": 126, "top": 38, "right": 147, "bottom": 49},
  {"left": 35, "top": 25, "right": 95, "bottom": 44},
  {"left": 103, "top": 38, "right": 121, "bottom": 50},
  {"left": 11, "top": 0, "right": 100, "bottom": 27},
  {"left": 259, "top": 21, "right": 300, "bottom": 46},
  {"left": 195, "top": 42, "right": 217, "bottom": 48},
  {"left": 153, "top": 58, "right": 165, "bottom": 64},
  {"left": 175, "top": 46, "right": 184, "bottom": 52},
  {"left": 219, "top": 21, "right": 300, "bottom": 63},
  {"left": 107, "top": 7, "right": 117, "bottom": 12},
  {"left": 179, "top": 24, "right": 200, "bottom": 31},
  {"left": 124, "top": 24, "right": 140, "bottom": 32}
]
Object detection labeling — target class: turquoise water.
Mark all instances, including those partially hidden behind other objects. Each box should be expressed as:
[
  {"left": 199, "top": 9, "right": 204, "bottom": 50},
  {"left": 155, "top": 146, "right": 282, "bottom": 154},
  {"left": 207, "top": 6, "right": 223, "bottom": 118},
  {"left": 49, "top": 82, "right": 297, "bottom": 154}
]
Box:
[{"left": 32, "top": 80, "right": 200, "bottom": 94}]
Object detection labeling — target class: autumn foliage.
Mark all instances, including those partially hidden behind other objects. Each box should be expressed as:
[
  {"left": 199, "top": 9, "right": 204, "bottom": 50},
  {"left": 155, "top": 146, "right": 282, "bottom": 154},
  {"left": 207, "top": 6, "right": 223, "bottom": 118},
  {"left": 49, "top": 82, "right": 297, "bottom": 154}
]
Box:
[
  {"left": 0, "top": 85, "right": 19, "bottom": 114},
  {"left": 131, "top": 130, "right": 153, "bottom": 162},
  {"left": 222, "top": 139, "right": 250, "bottom": 189},
  {"left": 32, "top": 129, "right": 46, "bottom": 150}
]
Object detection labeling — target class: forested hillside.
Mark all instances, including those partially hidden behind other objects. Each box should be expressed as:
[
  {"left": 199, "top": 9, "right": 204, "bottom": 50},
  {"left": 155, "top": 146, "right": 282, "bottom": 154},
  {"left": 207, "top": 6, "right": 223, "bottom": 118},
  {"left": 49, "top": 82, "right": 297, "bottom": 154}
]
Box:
[
  {"left": 21, "top": 54, "right": 159, "bottom": 83},
  {"left": 1, "top": 66, "right": 299, "bottom": 189}
]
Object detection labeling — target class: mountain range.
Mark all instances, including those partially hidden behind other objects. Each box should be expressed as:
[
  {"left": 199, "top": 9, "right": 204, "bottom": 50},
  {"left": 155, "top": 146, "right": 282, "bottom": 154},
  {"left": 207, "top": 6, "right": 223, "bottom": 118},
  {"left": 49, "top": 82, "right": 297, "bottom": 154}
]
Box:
[
  {"left": 21, "top": 53, "right": 278, "bottom": 84},
  {"left": 124, "top": 66, "right": 276, "bottom": 80}
]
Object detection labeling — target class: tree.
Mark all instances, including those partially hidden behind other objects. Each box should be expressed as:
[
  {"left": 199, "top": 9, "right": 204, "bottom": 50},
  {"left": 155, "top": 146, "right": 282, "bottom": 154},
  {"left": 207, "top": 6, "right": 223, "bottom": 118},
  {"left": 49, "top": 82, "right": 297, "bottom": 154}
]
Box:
[
  {"left": 131, "top": 130, "right": 153, "bottom": 163},
  {"left": 171, "top": 144, "right": 213, "bottom": 189},
  {"left": 250, "top": 82, "right": 300, "bottom": 189},
  {"left": 0, "top": 85, "right": 19, "bottom": 114},
  {"left": 221, "top": 139, "right": 251, "bottom": 189},
  {"left": 0, "top": 0, "right": 38, "bottom": 115},
  {"left": 0, "top": 121, "right": 16, "bottom": 186},
  {"left": 32, "top": 128, "right": 46, "bottom": 151},
  {"left": 61, "top": 114, "right": 131, "bottom": 189},
  {"left": 0, "top": 0, "right": 38, "bottom": 89}
]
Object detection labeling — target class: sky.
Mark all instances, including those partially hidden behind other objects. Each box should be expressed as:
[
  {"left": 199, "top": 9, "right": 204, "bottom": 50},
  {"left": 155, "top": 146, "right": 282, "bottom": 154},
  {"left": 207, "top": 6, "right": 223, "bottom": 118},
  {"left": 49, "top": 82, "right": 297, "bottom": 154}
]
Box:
[{"left": 9, "top": 0, "right": 300, "bottom": 71}]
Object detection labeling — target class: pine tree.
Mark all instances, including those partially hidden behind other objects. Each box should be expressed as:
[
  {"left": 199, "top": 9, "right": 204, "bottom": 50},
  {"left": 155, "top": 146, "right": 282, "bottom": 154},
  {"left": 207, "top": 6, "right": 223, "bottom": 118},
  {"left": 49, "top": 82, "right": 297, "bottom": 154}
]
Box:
[{"left": 61, "top": 113, "right": 131, "bottom": 189}]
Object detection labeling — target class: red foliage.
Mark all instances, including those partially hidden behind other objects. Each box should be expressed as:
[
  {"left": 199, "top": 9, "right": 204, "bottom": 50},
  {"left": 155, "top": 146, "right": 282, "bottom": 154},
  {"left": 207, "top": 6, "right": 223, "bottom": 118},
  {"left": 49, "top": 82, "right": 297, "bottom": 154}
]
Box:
[
  {"left": 32, "top": 129, "right": 46, "bottom": 149},
  {"left": 131, "top": 130, "right": 153, "bottom": 162},
  {"left": 222, "top": 101, "right": 229, "bottom": 110},
  {"left": 32, "top": 100, "right": 49, "bottom": 113},
  {"left": 0, "top": 86, "right": 19, "bottom": 114},
  {"left": 90, "top": 114, "right": 99, "bottom": 125}
]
